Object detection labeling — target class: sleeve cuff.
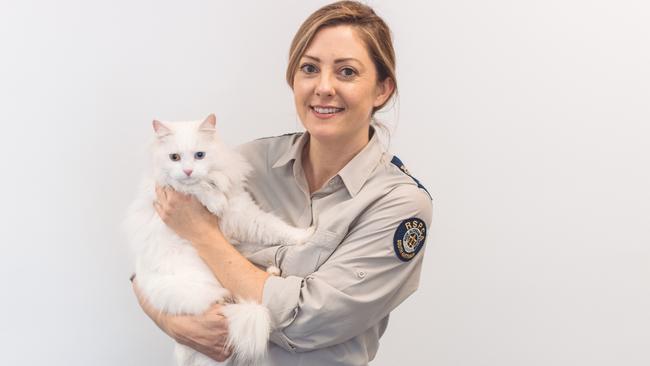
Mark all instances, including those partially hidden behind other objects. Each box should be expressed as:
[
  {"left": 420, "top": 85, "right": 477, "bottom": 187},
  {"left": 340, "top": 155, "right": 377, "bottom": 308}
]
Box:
[
  {"left": 262, "top": 274, "right": 304, "bottom": 350},
  {"left": 262, "top": 275, "right": 303, "bottom": 325}
]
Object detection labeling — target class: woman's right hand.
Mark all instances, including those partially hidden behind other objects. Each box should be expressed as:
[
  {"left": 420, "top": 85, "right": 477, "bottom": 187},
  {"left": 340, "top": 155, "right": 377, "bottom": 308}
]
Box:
[{"left": 132, "top": 279, "right": 233, "bottom": 362}]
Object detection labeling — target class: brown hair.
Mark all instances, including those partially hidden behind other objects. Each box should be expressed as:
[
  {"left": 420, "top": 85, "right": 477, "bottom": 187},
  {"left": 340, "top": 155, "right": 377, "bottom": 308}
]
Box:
[{"left": 286, "top": 1, "right": 397, "bottom": 113}]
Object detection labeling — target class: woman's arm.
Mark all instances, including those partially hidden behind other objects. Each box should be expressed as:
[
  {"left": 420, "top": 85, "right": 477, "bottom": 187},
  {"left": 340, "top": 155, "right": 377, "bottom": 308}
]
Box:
[{"left": 153, "top": 185, "right": 270, "bottom": 302}]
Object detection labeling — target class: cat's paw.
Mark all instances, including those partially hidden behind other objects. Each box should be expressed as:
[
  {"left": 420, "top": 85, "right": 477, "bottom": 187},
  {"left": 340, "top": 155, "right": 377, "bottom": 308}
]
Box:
[
  {"left": 266, "top": 265, "right": 281, "bottom": 276},
  {"left": 294, "top": 225, "right": 316, "bottom": 245},
  {"left": 281, "top": 225, "right": 316, "bottom": 246}
]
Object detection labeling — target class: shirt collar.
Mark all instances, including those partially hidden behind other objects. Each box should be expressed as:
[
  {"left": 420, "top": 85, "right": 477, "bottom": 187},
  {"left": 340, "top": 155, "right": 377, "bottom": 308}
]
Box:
[
  {"left": 337, "top": 130, "right": 384, "bottom": 197},
  {"left": 272, "top": 129, "right": 384, "bottom": 197},
  {"left": 271, "top": 132, "right": 309, "bottom": 169}
]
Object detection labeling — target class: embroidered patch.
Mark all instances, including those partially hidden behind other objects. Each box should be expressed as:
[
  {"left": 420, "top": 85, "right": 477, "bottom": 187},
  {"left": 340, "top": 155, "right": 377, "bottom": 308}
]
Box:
[{"left": 393, "top": 218, "right": 427, "bottom": 262}]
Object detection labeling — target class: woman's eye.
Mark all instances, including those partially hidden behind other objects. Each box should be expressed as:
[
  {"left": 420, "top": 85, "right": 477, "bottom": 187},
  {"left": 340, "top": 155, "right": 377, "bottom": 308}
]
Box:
[
  {"left": 300, "top": 63, "right": 318, "bottom": 74},
  {"left": 340, "top": 67, "right": 357, "bottom": 77},
  {"left": 169, "top": 153, "right": 181, "bottom": 162},
  {"left": 194, "top": 151, "right": 205, "bottom": 160}
]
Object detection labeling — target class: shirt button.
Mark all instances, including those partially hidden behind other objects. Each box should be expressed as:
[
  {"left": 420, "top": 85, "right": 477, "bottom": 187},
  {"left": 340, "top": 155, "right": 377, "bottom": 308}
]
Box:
[{"left": 357, "top": 271, "right": 366, "bottom": 279}]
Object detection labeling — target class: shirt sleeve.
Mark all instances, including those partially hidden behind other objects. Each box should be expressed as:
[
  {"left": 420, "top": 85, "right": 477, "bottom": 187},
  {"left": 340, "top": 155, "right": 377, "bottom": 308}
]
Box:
[{"left": 261, "top": 184, "right": 433, "bottom": 352}]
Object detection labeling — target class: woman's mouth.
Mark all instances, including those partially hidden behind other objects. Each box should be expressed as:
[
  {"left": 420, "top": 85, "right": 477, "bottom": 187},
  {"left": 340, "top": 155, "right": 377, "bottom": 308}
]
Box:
[{"left": 311, "top": 105, "right": 345, "bottom": 119}]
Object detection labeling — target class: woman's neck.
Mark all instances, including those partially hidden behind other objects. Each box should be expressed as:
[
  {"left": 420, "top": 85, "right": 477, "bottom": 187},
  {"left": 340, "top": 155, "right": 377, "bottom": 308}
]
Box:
[{"left": 302, "top": 129, "right": 371, "bottom": 194}]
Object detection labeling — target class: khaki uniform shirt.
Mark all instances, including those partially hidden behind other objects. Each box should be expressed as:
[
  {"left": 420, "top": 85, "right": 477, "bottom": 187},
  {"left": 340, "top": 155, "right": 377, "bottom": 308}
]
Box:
[{"left": 236, "top": 131, "right": 432, "bottom": 366}]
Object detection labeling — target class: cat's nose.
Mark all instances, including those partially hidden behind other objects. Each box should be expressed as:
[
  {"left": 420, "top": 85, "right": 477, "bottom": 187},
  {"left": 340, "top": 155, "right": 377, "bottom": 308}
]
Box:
[{"left": 183, "top": 169, "right": 193, "bottom": 176}]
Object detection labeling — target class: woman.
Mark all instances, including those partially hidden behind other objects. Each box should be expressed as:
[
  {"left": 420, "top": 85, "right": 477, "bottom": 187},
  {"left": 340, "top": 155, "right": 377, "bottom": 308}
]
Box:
[{"left": 133, "top": 1, "right": 432, "bottom": 364}]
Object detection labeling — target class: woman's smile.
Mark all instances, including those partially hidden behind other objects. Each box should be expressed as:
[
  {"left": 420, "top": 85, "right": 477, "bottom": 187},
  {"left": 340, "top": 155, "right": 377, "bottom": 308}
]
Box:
[{"left": 310, "top": 105, "right": 346, "bottom": 119}]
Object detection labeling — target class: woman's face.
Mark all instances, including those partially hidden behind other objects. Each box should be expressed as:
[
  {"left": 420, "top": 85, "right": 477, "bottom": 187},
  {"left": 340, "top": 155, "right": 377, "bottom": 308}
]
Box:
[{"left": 293, "top": 25, "right": 393, "bottom": 145}]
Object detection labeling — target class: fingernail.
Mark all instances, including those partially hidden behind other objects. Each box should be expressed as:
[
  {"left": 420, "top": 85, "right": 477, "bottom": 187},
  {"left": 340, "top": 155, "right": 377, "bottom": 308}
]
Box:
[{"left": 129, "top": 273, "right": 136, "bottom": 282}]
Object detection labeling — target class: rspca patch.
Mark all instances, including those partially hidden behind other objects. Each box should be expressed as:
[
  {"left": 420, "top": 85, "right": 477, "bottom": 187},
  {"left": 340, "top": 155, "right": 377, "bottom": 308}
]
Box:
[{"left": 393, "top": 218, "right": 427, "bottom": 262}]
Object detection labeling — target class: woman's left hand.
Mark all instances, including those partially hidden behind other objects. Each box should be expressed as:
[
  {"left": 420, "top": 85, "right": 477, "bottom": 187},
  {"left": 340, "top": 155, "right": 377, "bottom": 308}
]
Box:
[
  {"left": 132, "top": 278, "right": 233, "bottom": 362},
  {"left": 154, "top": 185, "right": 221, "bottom": 245}
]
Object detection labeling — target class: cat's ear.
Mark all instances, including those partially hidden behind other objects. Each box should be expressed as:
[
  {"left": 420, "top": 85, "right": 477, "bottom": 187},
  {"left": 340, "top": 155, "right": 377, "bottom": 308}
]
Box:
[
  {"left": 152, "top": 120, "right": 172, "bottom": 138},
  {"left": 199, "top": 114, "right": 217, "bottom": 133}
]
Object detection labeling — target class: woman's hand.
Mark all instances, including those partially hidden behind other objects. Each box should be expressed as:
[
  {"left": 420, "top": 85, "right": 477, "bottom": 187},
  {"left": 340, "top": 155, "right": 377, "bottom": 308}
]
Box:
[
  {"left": 153, "top": 185, "right": 222, "bottom": 247},
  {"left": 132, "top": 279, "right": 232, "bottom": 362}
]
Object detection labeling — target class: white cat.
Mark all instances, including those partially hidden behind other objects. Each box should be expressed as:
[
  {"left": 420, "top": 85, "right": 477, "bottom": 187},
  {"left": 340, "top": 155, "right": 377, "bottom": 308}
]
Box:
[{"left": 125, "top": 114, "right": 312, "bottom": 366}]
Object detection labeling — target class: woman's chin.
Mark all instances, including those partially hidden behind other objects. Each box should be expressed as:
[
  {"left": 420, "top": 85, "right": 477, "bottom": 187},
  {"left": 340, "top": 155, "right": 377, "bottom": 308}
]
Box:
[
  {"left": 305, "top": 119, "right": 370, "bottom": 144},
  {"left": 305, "top": 124, "right": 343, "bottom": 142}
]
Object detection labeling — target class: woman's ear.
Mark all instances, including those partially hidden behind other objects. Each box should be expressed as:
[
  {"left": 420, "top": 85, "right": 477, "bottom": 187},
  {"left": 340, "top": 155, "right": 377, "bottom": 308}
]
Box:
[{"left": 373, "top": 77, "right": 395, "bottom": 108}]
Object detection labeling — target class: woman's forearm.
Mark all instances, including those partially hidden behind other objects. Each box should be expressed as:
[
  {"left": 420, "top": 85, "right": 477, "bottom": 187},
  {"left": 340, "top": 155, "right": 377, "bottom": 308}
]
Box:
[{"left": 194, "top": 230, "right": 270, "bottom": 303}]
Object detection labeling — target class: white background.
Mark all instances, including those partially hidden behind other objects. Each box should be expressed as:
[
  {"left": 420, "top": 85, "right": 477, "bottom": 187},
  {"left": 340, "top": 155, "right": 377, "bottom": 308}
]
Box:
[{"left": 1, "top": 0, "right": 649, "bottom": 365}]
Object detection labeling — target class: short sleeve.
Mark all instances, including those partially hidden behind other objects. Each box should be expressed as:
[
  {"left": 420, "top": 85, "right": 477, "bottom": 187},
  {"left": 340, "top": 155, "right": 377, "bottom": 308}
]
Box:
[{"left": 261, "top": 184, "right": 433, "bottom": 352}]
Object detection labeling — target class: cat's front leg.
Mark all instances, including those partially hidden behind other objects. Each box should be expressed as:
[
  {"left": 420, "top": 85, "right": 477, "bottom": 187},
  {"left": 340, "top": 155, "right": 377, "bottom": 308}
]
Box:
[
  {"left": 223, "top": 193, "right": 315, "bottom": 247},
  {"left": 195, "top": 185, "right": 228, "bottom": 217},
  {"left": 276, "top": 222, "right": 316, "bottom": 246}
]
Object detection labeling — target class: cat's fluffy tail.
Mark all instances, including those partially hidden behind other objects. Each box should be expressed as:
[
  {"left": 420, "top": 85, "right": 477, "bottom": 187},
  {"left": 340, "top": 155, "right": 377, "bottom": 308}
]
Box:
[{"left": 221, "top": 301, "right": 272, "bottom": 365}]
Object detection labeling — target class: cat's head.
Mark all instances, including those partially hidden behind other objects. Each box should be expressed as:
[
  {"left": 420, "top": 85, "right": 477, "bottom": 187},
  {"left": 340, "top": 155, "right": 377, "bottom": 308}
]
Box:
[{"left": 151, "top": 114, "right": 225, "bottom": 186}]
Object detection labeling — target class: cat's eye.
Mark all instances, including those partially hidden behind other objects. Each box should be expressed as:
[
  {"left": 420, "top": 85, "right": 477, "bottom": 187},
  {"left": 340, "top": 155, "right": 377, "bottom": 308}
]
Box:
[
  {"left": 194, "top": 152, "right": 206, "bottom": 160},
  {"left": 169, "top": 153, "right": 181, "bottom": 162}
]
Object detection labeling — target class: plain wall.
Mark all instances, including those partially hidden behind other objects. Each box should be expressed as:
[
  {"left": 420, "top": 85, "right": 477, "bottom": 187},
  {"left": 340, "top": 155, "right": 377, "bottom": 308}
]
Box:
[{"left": 1, "top": 0, "right": 648, "bottom": 365}]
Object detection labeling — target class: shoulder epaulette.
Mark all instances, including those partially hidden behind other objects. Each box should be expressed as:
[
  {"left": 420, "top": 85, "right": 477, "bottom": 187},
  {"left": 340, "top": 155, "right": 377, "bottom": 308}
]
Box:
[{"left": 390, "top": 156, "right": 432, "bottom": 200}]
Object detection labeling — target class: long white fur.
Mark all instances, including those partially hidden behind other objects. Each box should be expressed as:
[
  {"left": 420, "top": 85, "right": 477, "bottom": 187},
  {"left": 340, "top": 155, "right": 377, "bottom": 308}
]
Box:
[{"left": 125, "top": 114, "right": 313, "bottom": 366}]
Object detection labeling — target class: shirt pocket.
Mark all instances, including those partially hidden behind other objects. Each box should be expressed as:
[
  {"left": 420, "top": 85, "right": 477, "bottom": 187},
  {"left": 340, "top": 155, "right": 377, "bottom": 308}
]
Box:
[{"left": 277, "top": 229, "right": 344, "bottom": 278}]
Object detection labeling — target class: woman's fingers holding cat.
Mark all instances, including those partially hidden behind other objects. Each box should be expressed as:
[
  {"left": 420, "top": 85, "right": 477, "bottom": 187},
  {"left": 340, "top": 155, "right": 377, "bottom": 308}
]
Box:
[
  {"left": 198, "top": 303, "right": 233, "bottom": 361},
  {"left": 153, "top": 185, "right": 220, "bottom": 245},
  {"left": 132, "top": 280, "right": 232, "bottom": 361},
  {"left": 153, "top": 186, "right": 165, "bottom": 221},
  {"left": 154, "top": 185, "right": 193, "bottom": 209},
  {"left": 165, "top": 303, "right": 233, "bottom": 362},
  {"left": 154, "top": 185, "right": 169, "bottom": 207},
  {"left": 155, "top": 184, "right": 165, "bottom": 200},
  {"left": 153, "top": 185, "right": 179, "bottom": 221}
]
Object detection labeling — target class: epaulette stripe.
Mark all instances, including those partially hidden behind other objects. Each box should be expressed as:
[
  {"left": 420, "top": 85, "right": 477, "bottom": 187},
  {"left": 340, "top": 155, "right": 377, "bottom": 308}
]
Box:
[{"left": 391, "top": 156, "right": 432, "bottom": 200}]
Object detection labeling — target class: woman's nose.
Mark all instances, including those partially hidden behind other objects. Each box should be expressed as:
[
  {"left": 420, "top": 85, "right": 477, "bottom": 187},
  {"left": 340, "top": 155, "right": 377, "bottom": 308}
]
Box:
[{"left": 315, "top": 73, "right": 335, "bottom": 97}]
